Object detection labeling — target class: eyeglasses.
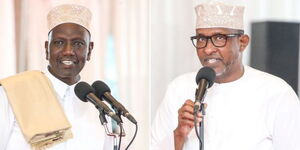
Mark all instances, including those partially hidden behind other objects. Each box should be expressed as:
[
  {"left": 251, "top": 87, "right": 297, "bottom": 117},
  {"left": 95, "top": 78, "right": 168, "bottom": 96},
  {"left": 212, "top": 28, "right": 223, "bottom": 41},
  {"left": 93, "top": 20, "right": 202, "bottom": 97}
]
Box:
[{"left": 190, "top": 33, "right": 242, "bottom": 49}]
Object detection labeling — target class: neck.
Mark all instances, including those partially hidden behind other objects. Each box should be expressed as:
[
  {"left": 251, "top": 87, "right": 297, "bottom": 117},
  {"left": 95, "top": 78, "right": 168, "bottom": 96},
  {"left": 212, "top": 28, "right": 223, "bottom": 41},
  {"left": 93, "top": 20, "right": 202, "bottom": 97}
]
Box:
[
  {"left": 48, "top": 67, "right": 80, "bottom": 85},
  {"left": 215, "top": 65, "right": 244, "bottom": 83},
  {"left": 60, "top": 76, "right": 80, "bottom": 85}
]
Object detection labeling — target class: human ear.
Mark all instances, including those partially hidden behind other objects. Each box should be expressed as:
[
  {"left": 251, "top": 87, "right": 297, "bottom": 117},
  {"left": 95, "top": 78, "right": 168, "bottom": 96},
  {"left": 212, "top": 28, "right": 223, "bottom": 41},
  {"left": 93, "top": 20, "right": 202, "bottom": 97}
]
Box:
[
  {"left": 239, "top": 34, "right": 250, "bottom": 52},
  {"left": 87, "top": 42, "right": 94, "bottom": 61},
  {"left": 45, "top": 41, "right": 49, "bottom": 60}
]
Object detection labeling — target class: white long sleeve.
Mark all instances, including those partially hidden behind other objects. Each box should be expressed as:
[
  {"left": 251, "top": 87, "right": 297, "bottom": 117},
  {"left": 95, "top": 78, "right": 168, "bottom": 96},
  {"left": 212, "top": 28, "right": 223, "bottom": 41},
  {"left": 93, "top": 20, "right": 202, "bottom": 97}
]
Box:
[
  {"left": 0, "top": 87, "right": 14, "bottom": 150},
  {"left": 151, "top": 66, "right": 300, "bottom": 150}
]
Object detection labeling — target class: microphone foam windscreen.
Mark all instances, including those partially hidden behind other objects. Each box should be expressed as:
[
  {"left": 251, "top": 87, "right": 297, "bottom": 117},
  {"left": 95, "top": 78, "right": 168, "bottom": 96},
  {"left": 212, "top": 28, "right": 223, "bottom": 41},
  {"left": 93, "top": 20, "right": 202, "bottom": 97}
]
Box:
[
  {"left": 196, "top": 67, "right": 216, "bottom": 88},
  {"left": 92, "top": 80, "right": 111, "bottom": 98},
  {"left": 74, "top": 81, "right": 95, "bottom": 102}
]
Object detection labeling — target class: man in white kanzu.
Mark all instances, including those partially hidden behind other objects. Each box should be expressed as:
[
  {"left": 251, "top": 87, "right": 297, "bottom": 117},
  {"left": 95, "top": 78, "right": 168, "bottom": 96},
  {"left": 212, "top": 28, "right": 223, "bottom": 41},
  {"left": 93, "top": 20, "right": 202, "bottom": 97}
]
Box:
[
  {"left": 151, "top": 1, "right": 300, "bottom": 150},
  {"left": 0, "top": 4, "right": 113, "bottom": 150}
]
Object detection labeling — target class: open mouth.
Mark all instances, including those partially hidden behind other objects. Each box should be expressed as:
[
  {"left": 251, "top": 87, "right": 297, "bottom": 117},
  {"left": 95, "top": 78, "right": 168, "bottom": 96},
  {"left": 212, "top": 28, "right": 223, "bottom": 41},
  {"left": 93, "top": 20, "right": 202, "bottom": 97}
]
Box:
[
  {"left": 204, "top": 58, "right": 221, "bottom": 64},
  {"left": 207, "top": 58, "right": 218, "bottom": 63},
  {"left": 61, "top": 60, "right": 76, "bottom": 65}
]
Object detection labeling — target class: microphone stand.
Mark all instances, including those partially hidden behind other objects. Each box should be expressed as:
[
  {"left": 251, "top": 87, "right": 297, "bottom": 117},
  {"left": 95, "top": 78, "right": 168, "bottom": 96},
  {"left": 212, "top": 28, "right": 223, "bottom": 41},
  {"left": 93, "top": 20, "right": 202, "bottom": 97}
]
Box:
[
  {"left": 96, "top": 106, "right": 125, "bottom": 150},
  {"left": 199, "top": 103, "right": 205, "bottom": 150},
  {"left": 194, "top": 103, "right": 205, "bottom": 150},
  {"left": 194, "top": 84, "right": 207, "bottom": 150},
  {"left": 113, "top": 108, "right": 126, "bottom": 150}
]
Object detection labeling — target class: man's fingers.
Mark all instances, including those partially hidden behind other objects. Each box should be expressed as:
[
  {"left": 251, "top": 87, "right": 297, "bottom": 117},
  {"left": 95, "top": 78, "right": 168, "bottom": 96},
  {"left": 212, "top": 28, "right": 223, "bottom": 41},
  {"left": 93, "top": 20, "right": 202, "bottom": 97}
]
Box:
[
  {"left": 196, "top": 112, "right": 203, "bottom": 117},
  {"left": 179, "top": 119, "right": 195, "bottom": 128},
  {"left": 184, "top": 99, "right": 194, "bottom": 106},
  {"left": 177, "top": 100, "right": 206, "bottom": 129},
  {"left": 179, "top": 111, "right": 203, "bottom": 122},
  {"left": 178, "top": 100, "right": 195, "bottom": 114},
  {"left": 180, "top": 111, "right": 194, "bottom": 121},
  {"left": 204, "top": 103, "right": 207, "bottom": 108}
]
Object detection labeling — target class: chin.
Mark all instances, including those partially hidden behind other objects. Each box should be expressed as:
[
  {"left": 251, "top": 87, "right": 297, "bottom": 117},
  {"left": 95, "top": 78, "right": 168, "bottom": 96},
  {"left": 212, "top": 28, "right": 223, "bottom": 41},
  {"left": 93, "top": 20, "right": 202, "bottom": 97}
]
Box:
[
  {"left": 215, "top": 68, "right": 227, "bottom": 77},
  {"left": 59, "top": 72, "right": 77, "bottom": 78}
]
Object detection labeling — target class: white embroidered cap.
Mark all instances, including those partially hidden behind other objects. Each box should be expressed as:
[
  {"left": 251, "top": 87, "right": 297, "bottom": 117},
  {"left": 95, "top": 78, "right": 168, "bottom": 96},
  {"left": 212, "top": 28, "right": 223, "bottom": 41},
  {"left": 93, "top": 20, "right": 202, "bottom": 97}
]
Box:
[
  {"left": 47, "top": 4, "right": 92, "bottom": 32},
  {"left": 195, "top": 1, "right": 245, "bottom": 30}
]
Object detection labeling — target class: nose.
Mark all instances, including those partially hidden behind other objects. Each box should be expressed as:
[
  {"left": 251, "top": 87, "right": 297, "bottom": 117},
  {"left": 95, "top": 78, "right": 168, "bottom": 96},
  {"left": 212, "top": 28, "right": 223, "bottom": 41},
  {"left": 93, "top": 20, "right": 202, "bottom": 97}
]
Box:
[
  {"left": 63, "top": 42, "right": 75, "bottom": 56},
  {"left": 202, "top": 39, "right": 217, "bottom": 55}
]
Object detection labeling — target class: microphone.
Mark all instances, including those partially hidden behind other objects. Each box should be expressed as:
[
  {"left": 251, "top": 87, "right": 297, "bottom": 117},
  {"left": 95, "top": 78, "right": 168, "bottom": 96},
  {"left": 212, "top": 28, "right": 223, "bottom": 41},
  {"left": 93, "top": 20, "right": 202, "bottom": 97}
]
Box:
[
  {"left": 92, "top": 81, "right": 137, "bottom": 124},
  {"left": 194, "top": 67, "right": 216, "bottom": 113},
  {"left": 74, "top": 81, "right": 122, "bottom": 124}
]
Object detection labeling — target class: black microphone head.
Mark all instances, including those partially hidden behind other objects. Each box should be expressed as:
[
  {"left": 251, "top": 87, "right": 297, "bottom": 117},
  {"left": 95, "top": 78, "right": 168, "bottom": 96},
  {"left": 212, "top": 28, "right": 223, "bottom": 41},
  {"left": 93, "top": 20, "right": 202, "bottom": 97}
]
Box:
[
  {"left": 74, "top": 81, "right": 95, "bottom": 102},
  {"left": 92, "top": 80, "right": 111, "bottom": 98},
  {"left": 196, "top": 67, "right": 216, "bottom": 88}
]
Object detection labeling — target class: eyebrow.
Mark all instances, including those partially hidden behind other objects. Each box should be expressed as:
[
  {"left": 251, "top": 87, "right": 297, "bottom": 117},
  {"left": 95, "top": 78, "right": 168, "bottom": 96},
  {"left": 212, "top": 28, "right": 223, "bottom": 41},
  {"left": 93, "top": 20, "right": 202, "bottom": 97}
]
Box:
[
  {"left": 51, "top": 35, "right": 87, "bottom": 40},
  {"left": 196, "top": 32, "right": 225, "bottom": 36}
]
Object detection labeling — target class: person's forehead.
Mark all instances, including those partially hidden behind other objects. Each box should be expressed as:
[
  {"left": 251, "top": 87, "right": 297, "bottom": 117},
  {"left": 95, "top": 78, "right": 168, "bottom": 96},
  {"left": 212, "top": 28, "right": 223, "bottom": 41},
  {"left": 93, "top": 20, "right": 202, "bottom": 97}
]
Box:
[
  {"left": 50, "top": 23, "right": 89, "bottom": 38},
  {"left": 196, "top": 28, "right": 236, "bottom": 35}
]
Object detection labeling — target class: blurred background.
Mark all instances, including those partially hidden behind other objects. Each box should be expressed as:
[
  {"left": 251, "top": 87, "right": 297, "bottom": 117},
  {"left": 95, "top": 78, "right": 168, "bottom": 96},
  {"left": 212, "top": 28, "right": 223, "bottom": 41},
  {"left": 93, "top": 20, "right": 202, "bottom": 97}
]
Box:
[
  {"left": 0, "top": 0, "right": 149, "bottom": 149},
  {"left": 151, "top": 0, "right": 300, "bottom": 121},
  {"left": 2, "top": 0, "right": 300, "bottom": 149}
]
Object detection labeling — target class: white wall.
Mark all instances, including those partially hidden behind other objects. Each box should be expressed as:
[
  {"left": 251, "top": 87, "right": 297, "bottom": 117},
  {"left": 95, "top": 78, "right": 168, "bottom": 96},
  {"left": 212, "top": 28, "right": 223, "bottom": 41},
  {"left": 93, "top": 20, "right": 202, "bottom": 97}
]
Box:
[{"left": 0, "top": 0, "right": 16, "bottom": 78}]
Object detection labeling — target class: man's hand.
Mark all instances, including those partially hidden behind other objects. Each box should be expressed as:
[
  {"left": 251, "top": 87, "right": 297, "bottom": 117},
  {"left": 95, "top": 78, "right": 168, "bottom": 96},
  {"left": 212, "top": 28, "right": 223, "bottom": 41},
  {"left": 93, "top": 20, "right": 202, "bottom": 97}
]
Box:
[{"left": 173, "top": 99, "right": 205, "bottom": 150}]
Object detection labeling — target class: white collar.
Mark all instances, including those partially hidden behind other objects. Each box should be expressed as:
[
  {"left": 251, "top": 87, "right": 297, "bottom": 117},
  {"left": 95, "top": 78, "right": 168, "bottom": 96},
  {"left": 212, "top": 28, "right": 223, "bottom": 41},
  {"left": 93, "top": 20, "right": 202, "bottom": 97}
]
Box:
[{"left": 44, "top": 69, "right": 78, "bottom": 100}]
